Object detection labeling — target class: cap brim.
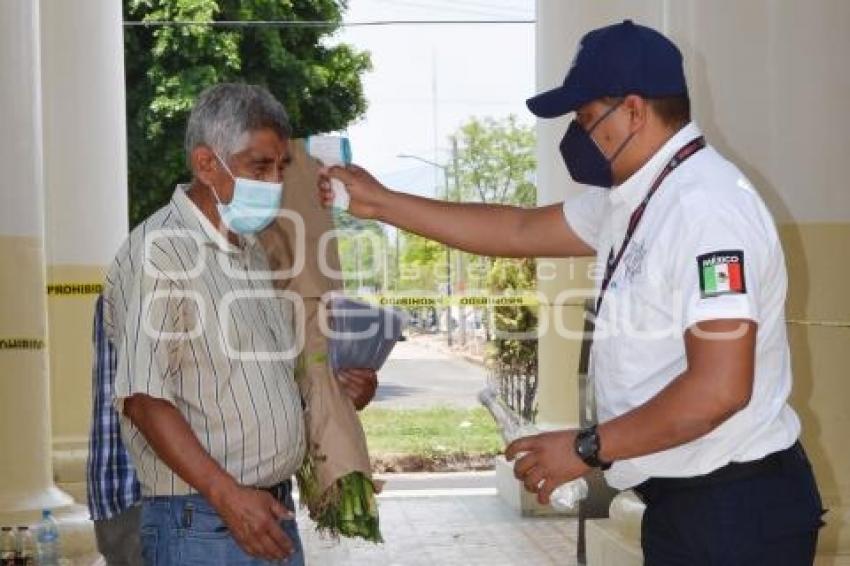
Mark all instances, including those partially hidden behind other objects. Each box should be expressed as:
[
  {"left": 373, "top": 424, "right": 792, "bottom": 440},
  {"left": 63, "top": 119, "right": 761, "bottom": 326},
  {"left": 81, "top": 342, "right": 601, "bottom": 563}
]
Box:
[{"left": 526, "top": 84, "right": 592, "bottom": 118}]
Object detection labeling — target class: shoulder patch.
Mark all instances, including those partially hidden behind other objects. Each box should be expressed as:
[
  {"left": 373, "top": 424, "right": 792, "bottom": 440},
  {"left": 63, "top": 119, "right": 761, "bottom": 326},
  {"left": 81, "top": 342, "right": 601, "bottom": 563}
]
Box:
[{"left": 697, "top": 250, "right": 746, "bottom": 298}]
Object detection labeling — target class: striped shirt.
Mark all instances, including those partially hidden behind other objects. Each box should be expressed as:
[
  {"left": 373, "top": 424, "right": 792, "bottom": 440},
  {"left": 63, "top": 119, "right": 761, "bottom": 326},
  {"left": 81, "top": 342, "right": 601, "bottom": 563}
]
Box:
[
  {"left": 86, "top": 294, "right": 141, "bottom": 520},
  {"left": 104, "top": 185, "right": 305, "bottom": 497}
]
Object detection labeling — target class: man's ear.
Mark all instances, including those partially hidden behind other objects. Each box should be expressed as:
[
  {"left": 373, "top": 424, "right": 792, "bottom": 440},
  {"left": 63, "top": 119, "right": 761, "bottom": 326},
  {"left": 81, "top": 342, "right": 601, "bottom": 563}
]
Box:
[
  {"left": 623, "top": 94, "right": 649, "bottom": 133},
  {"left": 191, "top": 145, "right": 219, "bottom": 186}
]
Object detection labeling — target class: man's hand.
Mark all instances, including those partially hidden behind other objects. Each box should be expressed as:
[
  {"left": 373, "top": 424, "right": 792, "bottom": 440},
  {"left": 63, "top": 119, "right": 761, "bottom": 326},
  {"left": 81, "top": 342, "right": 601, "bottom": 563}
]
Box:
[
  {"left": 505, "top": 430, "right": 590, "bottom": 506},
  {"left": 319, "top": 164, "right": 388, "bottom": 219},
  {"left": 209, "top": 480, "right": 295, "bottom": 561},
  {"left": 338, "top": 368, "right": 378, "bottom": 410}
]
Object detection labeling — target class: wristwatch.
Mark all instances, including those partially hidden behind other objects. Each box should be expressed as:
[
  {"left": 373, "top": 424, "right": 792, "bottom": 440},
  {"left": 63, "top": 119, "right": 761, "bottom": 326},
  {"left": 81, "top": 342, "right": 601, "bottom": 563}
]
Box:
[{"left": 574, "top": 425, "right": 612, "bottom": 470}]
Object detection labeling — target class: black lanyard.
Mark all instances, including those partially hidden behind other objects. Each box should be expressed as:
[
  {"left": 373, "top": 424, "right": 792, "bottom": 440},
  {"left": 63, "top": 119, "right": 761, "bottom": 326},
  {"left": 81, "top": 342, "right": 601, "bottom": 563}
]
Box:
[{"left": 594, "top": 136, "right": 706, "bottom": 314}]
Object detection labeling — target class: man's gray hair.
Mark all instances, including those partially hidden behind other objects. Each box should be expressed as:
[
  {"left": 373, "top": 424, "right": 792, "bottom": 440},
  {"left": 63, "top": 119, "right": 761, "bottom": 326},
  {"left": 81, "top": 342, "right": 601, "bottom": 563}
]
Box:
[{"left": 185, "top": 83, "right": 292, "bottom": 165}]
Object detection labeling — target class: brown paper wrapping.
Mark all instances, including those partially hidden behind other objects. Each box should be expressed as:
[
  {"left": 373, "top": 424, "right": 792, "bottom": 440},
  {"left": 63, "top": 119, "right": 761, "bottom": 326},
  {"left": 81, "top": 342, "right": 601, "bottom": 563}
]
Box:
[{"left": 258, "top": 139, "right": 376, "bottom": 509}]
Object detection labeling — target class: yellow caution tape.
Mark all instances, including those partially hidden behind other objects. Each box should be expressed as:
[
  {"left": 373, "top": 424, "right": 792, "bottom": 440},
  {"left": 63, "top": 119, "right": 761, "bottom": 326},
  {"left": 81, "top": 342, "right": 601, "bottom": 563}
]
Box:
[
  {"left": 353, "top": 294, "right": 540, "bottom": 307},
  {"left": 0, "top": 337, "right": 46, "bottom": 351},
  {"left": 46, "top": 282, "right": 103, "bottom": 296},
  {"left": 41, "top": 283, "right": 540, "bottom": 306}
]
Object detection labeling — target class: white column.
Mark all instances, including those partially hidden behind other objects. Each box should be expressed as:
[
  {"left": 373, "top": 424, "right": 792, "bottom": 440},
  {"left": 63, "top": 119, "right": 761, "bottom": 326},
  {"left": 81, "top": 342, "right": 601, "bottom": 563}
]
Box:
[
  {"left": 534, "top": 1, "right": 666, "bottom": 429},
  {"left": 0, "top": 0, "right": 74, "bottom": 524},
  {"left": 39, "top": 0, "right": 129, "bottom": 500},
  {"left": 534, "top": 0, "right": 586, "bottom": 429}
]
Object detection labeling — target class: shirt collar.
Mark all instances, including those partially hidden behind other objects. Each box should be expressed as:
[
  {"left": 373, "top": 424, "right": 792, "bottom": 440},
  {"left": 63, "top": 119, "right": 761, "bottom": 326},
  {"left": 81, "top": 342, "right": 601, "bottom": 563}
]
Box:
[
  {"left": 609, "top": 122, "right": 703, "bottom": 210},
  {"left": 171, "top": 184, "right": 254, "bottom": 255}
]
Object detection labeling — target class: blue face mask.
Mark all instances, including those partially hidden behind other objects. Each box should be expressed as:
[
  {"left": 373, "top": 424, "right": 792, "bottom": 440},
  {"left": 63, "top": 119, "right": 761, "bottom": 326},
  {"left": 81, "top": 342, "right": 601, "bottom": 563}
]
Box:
[
  {"left": 559, "top": 101, "right": 635, "bottom": 188},
  {"left": 212, "top": 154, "right": 283, "bottom": 234}
]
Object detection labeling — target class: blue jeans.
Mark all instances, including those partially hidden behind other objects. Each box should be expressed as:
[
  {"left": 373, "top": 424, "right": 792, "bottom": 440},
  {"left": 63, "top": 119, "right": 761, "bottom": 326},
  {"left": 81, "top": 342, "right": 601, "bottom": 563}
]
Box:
[{"left": 140, "top": 489, "right": 304, "bottom": 566}]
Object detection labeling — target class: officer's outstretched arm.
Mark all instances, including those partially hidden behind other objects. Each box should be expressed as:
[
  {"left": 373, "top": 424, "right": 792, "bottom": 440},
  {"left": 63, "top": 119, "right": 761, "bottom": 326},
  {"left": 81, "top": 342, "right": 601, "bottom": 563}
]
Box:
[
  {"left": 320, "top": 164, "right": 595, "bottom": 259},
  {"left": 597, "top": 319, "right": 757, "bottom": 464}
]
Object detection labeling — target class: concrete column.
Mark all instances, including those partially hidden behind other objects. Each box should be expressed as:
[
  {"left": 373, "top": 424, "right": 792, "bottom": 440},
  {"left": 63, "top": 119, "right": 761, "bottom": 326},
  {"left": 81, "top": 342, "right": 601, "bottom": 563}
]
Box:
[
  {"left": 39, "top": 0, "right": 129, "bottom": 502},
  {"left": 678, "top": 1, "right": 850, "bottom": 557},
  {"left": 0, "top": 0, "right": 73, "bottom": 524},
  {"left": 533, "top": 0, "right": 584, "bottom": 430},
  {"left": 533, "top": 0, "right": 660, "bottom": 428}
]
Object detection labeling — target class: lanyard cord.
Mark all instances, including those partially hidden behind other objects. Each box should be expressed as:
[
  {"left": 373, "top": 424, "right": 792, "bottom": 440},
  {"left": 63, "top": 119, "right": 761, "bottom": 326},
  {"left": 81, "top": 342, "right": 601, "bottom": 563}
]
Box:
[{"left": 594, "top": 136, "right": 707, "bottom": 314}]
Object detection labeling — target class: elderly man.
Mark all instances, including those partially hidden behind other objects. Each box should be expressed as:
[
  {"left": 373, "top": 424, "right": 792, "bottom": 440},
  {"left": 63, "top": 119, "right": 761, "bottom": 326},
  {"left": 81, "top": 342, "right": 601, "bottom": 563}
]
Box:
[{"left": 103, "top": 83, "right": 371, "bottom": 564}]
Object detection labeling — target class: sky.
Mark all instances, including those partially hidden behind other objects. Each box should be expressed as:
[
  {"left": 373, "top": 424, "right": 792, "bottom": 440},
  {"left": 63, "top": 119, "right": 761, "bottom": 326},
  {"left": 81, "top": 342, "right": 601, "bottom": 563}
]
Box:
[{"left": 328, "top": 0, "right": 536, "bottom": 198}]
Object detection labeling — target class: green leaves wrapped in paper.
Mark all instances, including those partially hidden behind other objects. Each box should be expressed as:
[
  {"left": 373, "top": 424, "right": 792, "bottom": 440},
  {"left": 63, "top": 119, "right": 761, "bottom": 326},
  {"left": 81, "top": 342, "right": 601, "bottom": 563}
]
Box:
[
  {"left": 258, "top": 140, "right": 400, "bottom": 543},
  {"left": 292, "top": 297, "right": 385, "bottom": 542}
]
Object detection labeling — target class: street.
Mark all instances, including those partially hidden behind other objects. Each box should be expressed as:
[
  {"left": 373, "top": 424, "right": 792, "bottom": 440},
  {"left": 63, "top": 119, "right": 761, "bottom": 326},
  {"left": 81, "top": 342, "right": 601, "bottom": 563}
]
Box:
[{"left": 373, "top": 335, "right": 489, "bottom": 409}]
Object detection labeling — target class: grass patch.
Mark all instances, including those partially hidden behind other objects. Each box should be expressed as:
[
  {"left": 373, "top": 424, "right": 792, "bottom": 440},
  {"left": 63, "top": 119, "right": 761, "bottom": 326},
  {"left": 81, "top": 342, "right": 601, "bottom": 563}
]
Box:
[{"left": 360, "top": 406, "right": 503, "bottom": 460}]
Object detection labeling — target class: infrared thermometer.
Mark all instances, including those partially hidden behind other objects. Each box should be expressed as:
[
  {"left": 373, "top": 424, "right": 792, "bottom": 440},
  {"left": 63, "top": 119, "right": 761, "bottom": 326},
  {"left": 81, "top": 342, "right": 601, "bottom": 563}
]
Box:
[{"left": 305, "top": 135, "right": 352, "bottom": 210}]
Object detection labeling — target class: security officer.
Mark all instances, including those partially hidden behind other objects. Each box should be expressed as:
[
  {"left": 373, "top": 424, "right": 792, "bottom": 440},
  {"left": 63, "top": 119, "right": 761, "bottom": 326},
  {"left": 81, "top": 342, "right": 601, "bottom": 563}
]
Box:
[{"left": 320, "top": 20, "right": 825, "bottom": 566}]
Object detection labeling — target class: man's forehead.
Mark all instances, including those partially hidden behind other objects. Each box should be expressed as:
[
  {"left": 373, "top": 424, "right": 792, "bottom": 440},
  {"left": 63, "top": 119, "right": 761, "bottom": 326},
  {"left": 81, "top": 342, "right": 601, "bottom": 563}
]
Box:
[{"left": 238, "top": 130, "right": 290, "bottom": 160}]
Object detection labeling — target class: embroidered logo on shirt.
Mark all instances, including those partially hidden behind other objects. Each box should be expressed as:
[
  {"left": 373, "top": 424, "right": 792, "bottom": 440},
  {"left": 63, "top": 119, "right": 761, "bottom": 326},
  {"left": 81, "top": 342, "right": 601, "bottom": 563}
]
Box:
[
  {"left": 623, "top": 240, "right": 647, "bottom": 282},
  {"left": 698, "top": 250, "right": 746, "bottom": 298}
]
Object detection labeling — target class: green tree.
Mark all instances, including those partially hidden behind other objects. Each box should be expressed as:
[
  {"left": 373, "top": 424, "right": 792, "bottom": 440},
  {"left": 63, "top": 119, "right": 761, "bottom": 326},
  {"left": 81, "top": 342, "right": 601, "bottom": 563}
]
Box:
[
  {"left": 334, "top": 212, "right": 389, "bottom": 292},
  {"left": 487, "top": 257, "right": 538, "bottom": 422},
  {"left": 124, "top": 0, "right": 371, "bottom": 227},
  {"left": 396, "top": 115, "right": 537, "bottom": 294},
  {"left": 445, "top": 115, "right": 537, "bottom": 297},
  {"left": 444, "top": 115, "right": 539, "bottom": 418},
  {"left": 448, "top": 115, "right": 536, "bottom": 206},
  {"left": 398, "top": 233, "right": 445, "bottom": 293}
]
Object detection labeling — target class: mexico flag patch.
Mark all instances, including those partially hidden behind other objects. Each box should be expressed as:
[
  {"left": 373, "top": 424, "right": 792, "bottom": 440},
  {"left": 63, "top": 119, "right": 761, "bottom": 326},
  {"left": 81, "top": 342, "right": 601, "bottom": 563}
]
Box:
[{"left": 697, "top": 250, "right": 746, "bottom": 298}]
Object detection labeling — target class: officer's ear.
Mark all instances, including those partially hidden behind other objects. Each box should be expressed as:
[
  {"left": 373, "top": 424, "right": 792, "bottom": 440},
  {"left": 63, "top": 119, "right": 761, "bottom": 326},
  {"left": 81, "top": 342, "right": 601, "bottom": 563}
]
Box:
[{"left": 622, "top": 94, "right": 649, "bottom": 133}]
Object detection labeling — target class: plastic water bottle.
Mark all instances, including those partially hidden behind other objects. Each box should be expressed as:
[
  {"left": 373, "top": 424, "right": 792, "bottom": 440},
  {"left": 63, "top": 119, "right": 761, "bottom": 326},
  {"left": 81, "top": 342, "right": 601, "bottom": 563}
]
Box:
[
  {"left": 35, "top": 510, "right": 60, "bottom": 566},
  {"left": 0, "top": 527, "right": 15, "bottom": 566},
  {"left": 305, "top": 134, "right": 352, "bottom": 210},
  {"left": 478, "top": 387, "right": 589, "bottom": 510},
  {"left": 16, "top": 526, "right": 36, "bottom": 565}
]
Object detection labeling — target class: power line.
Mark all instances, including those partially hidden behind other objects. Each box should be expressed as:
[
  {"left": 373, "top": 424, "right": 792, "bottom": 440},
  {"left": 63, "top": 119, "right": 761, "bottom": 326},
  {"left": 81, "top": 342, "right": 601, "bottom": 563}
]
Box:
[
  {"left": 372, "top": 0, "right": 531, "bottom": 20},
  {"left": 122, "top": 19, "right": 535, "bottom": 28},
  {"left": 403, "top": 0, "right": 533, "bottom": 18},
  {"left": 375, "top": 0, "right": 533, "bottom": 14}
]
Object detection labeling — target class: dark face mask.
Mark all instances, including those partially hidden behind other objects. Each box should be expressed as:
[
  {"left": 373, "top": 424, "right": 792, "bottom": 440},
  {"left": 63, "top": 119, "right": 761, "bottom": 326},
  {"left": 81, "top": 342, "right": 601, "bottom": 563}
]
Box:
[{"left": 559, "top": 102, "right": 635, "bottom": 188}]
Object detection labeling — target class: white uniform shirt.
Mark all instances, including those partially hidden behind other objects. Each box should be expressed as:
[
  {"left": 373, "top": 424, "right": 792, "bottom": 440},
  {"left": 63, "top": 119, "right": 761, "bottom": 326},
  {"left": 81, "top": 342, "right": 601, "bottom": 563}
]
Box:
[
  {"left": 104, "top": 185, "right": 306, "bottom": 496},
  {"left": 563, "top": 123, "right": 800, "bottom": 489}
]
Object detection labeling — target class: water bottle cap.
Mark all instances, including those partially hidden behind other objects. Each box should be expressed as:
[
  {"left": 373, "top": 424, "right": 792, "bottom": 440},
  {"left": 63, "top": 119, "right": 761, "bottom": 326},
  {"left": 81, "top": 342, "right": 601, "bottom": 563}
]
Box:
[{"left": 41, "top": 509, "right": 50, "bottom": 519}]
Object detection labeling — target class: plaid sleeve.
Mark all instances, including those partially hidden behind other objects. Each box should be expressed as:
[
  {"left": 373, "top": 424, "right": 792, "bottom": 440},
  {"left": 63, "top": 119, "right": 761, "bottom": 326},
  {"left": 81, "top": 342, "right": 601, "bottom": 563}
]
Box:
[{"left": 86, "top": 295, "right": 141, "bottom": 520}]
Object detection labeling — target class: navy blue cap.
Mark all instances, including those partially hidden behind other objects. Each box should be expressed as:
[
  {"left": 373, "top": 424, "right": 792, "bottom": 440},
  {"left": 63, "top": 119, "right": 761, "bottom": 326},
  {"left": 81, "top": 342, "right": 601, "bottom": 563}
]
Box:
[{"left": 527, "top": 20, "right": 687, "bottom": 118}]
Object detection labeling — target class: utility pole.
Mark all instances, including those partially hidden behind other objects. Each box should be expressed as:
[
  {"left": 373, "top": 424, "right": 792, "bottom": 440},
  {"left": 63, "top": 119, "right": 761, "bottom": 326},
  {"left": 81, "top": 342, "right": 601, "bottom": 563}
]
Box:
[
  {"left": 396, "top": 152, "right": 454, "bottom": 346},
  {"left": 395, "top": 228, "right": 400, "bottom": 291},
  {"left": 355, "top": 236, "right": 362, "bottom": 292},
  {"left": 452, "top": 136, "right": 466, "bottom": 347},
  {"left": 444, "top": 165, "right": 453, "bottom": 347}
]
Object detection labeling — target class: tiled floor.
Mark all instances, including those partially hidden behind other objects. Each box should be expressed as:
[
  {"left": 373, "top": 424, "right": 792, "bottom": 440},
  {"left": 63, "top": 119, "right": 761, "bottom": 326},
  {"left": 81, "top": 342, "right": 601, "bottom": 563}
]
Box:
[{"left": 299, "top": 493, "right": 579, "bottom": 566}]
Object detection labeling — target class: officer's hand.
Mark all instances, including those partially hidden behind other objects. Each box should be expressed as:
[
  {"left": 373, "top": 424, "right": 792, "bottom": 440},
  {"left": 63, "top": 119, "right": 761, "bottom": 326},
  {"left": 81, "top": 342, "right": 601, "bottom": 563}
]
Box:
[
  {"left": 212, "top": 481, "right": 295, "bottom": 560},
  {"left": 505, "top": 430, "right": 590, "bottom": 506},
  {"left": 318, "top": 164, "right": 387, "bottom": 219},
  {"left": 338, "top": 368, "right": 378, "bottom": 411}
]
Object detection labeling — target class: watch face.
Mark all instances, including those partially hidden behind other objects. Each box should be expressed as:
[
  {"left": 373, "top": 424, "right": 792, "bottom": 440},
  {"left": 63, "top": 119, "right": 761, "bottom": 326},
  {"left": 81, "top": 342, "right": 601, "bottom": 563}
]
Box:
[
  {"left": 577, "top": 436, "right": 591, "bottom": 457},
  {"left": 575, "top": 428, "right": 600, "bottom": 465}
]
